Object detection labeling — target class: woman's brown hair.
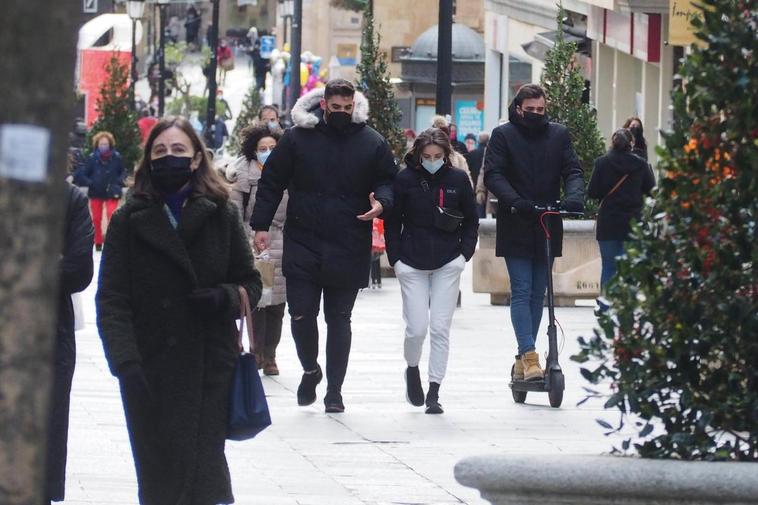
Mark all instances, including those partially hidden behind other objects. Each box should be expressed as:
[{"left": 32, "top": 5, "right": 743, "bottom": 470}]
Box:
[
  {"left": 408, "top": 128, "right": 452, "bottom": 166},
  {"left": 133, "top": 116, "right": 229, "bottom": 202},
  {"left": 92, "top": 131, "right": 116, "bottom": 149}
]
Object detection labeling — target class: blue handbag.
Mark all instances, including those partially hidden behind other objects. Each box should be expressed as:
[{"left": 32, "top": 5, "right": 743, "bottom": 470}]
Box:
[{"left": 227, "top": 287, "right": 271, "bottom": 441}]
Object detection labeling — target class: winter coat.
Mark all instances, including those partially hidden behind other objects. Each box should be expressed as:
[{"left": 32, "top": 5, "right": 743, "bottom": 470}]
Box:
[
  {"left": 96, "top": 194, "right": 262, "bottom": 505},
  {"left": 484, "top": 102, "right": 584, "bottom": 259},
  {"left": 464, "top": 145, "right": 486, "bottom": 186},
  {"left": 250, "top": 88, "right": 398, "bottom": 289},
  {"left": 588, "top": 150, "right": 656, "bottom": 241},
  {"left": 230, "top": 156, "right": 288, "bottom": 306},
  {"left": 79, "top": 150, "right": 126, "bottom": 200},
  {"left": 47, "top": 183, "right": 94, "bottom": 501},
  {"left": 385, "top": 156, "right": 479, "bottom": 270}
]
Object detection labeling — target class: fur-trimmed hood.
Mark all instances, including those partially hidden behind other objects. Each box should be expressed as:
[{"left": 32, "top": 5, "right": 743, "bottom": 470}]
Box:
[{"left": 290, "top": 88, "right": 370, "bottom": 129}]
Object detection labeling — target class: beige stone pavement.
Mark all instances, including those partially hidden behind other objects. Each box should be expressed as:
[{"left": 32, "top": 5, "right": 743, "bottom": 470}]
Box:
[{"left": 60, "top": 254, "right": 617, "bottom": 505}]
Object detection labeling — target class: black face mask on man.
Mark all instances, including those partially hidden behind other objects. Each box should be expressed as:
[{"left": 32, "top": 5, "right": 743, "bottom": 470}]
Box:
[
  {"left": 326, "top": 109, "right": 353, "bottom": 131},
  {"left": 521, "top": 110, "right": 549, "bottom": 130},
  {"left": 151, "top": 155, "right": 193, "bottom": 194}
]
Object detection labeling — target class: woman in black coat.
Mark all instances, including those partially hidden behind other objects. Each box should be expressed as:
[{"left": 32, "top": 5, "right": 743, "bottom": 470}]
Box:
[
  {"left": 385, "top": 128, "right": 479, "bottom": 414},
  {"left": 96, "top": 117, "right": 262, "bottom": 505},
  {"left": 588, "top": 128, "right": 656, "bottom": 288},
  {"left": 47, "top": 182, "right": 94, "bottom": 503}
]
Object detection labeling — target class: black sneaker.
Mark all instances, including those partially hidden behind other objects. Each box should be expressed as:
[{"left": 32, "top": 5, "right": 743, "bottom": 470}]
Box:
[
  {"left": 324, "top": 389, "right": 345, "bottom": 413},
  {"left": 296, "top": 364, "right": 323, "bottom": 406},
  {"left": 425, "top": 382, "right": 444, "bottom": 414},
  {"left": 405, "top": 366, "right": 425, "bottom": 407}
]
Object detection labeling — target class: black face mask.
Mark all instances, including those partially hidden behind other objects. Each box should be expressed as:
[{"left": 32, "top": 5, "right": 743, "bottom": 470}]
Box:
[
  {"left": 521, "top": 110, "right": 549, "bottom": 130},
  {"left": 151, "top": 155, "right": 193, "bottom": 194},
  {"left": 326, "top": 110, "right": 353, "bottom": 131}
]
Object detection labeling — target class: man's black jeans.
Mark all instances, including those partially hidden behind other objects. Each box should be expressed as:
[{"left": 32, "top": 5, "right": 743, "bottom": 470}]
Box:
[{"left": 286, "top": 276, "right": 359, "bottom": 391}]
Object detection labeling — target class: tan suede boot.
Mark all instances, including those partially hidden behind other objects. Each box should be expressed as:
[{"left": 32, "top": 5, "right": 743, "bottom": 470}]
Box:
[
  {"left": 521, "top": 351, "right": 544, "bottom": 381},
  {"left": 512, "top": 356, "right": 525, "bottom": 381}
]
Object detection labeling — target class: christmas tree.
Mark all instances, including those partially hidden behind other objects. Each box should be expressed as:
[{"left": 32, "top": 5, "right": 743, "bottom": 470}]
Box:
[
  {"left": 540, "top": 4, "right": 605, "bottom": 214},
  {"left": 228, "top": 85, "right": 262, "bottom": 156},
  {"left": 355, "top": 2, "right": 404, "bottom": 157},
  {"left": 86, "top": 54, "right": 142, "bottom": 174},
  {"left": 573, "top": 0, "right": 758, "bottom": 461}
]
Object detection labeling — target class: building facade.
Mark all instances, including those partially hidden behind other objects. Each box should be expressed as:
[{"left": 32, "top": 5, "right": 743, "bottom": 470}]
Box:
[{"left": 483, "top": 0, "right": 683, "bottom": 164}]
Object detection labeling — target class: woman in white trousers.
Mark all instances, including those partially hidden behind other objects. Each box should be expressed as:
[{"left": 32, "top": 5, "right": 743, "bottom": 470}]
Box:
[{"left": 385, "top": 128, "right": 479, "bottom": 414}]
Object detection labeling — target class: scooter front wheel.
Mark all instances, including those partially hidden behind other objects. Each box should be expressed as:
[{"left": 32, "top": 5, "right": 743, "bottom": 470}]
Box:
[{"left": 548, "top": 371, "right": 565, "bottom": 408}]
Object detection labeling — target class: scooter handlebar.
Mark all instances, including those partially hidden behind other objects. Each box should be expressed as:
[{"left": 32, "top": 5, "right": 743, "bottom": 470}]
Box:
[{"left": 509, "top": 204, "right": 585, "bottom": 218}]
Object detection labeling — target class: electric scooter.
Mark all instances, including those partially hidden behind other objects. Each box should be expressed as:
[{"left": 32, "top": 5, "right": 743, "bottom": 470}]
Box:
[{"left": 508, "top": 203, "right": 584, "bottom": 408}]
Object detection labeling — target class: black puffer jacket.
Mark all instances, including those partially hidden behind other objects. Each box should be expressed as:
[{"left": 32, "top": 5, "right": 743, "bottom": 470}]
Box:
[
  {"left": 588, "top": 150, "right": 655, "bottom": 241},
  {"left": 483, "top": 101, "right": 584, "bottom": 258},
  {"left": 79, "top": 150, "right": 125, "bottom": 199},
  {"left": 250, "top": 88, "right": 398, "bottom": 288},
  {"left": 385, "top": 156, "right": 479, "bottom": 270}
]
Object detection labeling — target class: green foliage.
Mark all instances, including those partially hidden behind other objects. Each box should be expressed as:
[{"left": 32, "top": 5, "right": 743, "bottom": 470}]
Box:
[
  {"left": 166, "top": 96, "right": 227, "bottom": 119},
  {"left": 228, "top": 86, "right": 262, "bottom": 156},
  {"left": 355, "top": 3, "right": 404, "bottom": 158},
  {"left": 572, "top": 0, "right": 758, "bottom": 461},
  {"left": 86, "top": 53, "right": 142, "bottom": 174},
  {"left": 330, "top": 0, "right": 367, "bottom": 11},
  {"left": 540, "top": 4, "right": 605, "bottom": 215}
]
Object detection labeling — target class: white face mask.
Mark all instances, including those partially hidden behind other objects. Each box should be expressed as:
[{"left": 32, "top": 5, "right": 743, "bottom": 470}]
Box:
[{"left": 422, "top": 158, "right": 444, "bottom": 174}]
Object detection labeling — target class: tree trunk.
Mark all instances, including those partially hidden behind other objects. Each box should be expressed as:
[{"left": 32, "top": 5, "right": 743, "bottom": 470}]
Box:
[{"left": 0, "top": 3, "right": 81, "bottom": 504}]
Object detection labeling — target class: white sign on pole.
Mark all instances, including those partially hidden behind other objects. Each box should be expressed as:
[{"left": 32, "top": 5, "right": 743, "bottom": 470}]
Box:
[
  {"left": 0, "top": 124, "right": 51, "bottom": 183},
  {"left": 83, "top": 0, "right": 98, "bottom": 14}
]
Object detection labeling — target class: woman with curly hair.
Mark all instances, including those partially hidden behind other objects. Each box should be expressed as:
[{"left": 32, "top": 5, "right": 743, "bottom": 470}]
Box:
[{"left": 227, "top": 123, "right": 287, "bottom": 375}]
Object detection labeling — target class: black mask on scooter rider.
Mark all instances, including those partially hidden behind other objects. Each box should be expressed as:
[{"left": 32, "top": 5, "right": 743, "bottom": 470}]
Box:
[
  {"left": 521, "top": 110, "right": 549, "bottom": 130},
  {"left": 151, "top": 155, "right": 193, "bottom": 194},
  {"left": 325, "top": 109, "right": 353, "bottom": 132}
]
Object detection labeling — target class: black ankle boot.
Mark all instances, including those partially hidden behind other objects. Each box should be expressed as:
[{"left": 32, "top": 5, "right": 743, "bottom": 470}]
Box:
[
  {"left": 297, "top": 364, "right": 323, "bottom": 406},
  {"left": 405, "top": 366, "right": 425, "bottom": 407},
  {"left": 324, "top": 388, "right": 345, "bottom": 413},
  {"left": 425, "top": 382, "right": 443, "bottom": 414}
]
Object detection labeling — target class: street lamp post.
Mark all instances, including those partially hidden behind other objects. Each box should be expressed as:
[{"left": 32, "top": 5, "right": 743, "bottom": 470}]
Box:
[
  {"left": 126, "top": 0, "right": 146, "bottom": 110},
  {"left": 157, "top": 0, "right": 169, "bottom": 116},
  {"left": 205, "top": 0, "right": 220, "bottom": 149},
  {"left": 436, "top": 0, "right": 454, "bottom": 116},
  {"left": 288, "top": 0, "right": 302, "bottom": 115}
]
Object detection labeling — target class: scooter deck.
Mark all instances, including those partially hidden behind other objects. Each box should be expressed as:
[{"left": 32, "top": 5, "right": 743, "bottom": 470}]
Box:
[{"left": 509, "top": 379, "right": 549, "bottom": 392}]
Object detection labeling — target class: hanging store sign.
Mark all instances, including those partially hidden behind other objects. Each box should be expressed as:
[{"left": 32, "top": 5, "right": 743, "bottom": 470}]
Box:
[{"left": 668, "top": 0, "right": 704, "bottom": 46}]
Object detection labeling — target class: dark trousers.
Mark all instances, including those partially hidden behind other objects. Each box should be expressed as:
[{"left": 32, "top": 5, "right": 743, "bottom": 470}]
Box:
[
  {"left": 370, "top": 254, "right": 382, "bottom": 285},
  {"left": 252, "top": 303, "right": 286, "bottom": 359},
  {"left": 286, "top": 276, "right": 359, "bottom": 391}
]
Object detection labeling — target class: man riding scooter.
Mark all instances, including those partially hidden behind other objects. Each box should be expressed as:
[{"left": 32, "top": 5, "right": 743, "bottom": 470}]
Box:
[{"left": 484, "top": 84, "right": 585, "bottom": 383}]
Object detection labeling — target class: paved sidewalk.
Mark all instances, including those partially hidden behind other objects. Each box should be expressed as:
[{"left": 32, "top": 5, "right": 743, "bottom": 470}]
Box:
[{"left": 61, "top": 255, "right": 615, "bottom": 505}]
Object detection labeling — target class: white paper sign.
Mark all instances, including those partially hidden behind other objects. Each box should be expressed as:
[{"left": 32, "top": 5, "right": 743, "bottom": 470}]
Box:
[{"left": 0, "top": 124, "right": 50, "bottom": 183}]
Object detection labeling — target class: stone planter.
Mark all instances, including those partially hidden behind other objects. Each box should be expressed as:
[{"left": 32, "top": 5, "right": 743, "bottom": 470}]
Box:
[
  {"left": 472, "top": 218, "right": 602, "bottom": 306},
  {"left": 455, "top": 454, "right": 758, "bottom": 505}
]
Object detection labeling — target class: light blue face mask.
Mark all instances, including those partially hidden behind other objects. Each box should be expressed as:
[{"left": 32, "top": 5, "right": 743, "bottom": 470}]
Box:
[
  {"left": 258, "top": 150, "right": 272, "bottom": 165},
  {"left": 422, "top": 158, "right": 444, "bottom": 174}
]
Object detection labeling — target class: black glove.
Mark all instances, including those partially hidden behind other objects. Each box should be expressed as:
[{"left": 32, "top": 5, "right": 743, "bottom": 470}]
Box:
[
  {"left": 188, "top": 287, "right": 228, "bottom": 315},
  {"left": 562, "top": 199, "right": 585, "bottom": 213},
  {"left": 512, "top": 199, "right": 537, "bottom": 215},
  {"left": 117, "top": 361, "right": 151, "bottom": 401}
]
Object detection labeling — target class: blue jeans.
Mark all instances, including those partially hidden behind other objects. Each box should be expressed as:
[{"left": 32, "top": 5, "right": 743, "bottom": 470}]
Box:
[
  {"left": 505, "top": 257, "right": 551, "bottom": 356},
  {"left": 598, "top": 240, "right": 626, "bottom": 289}
]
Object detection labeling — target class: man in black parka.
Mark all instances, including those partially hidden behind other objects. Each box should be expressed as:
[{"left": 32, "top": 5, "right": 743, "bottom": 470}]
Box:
[
  {"left": 47, "top": 182, "right": 94, "bottom": 503},
  {"left": 484, "top": 83, "right": 584, "bottom": 383},
  {"left": 251, "top": 79, "right": 397, "bottom": 413}
]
